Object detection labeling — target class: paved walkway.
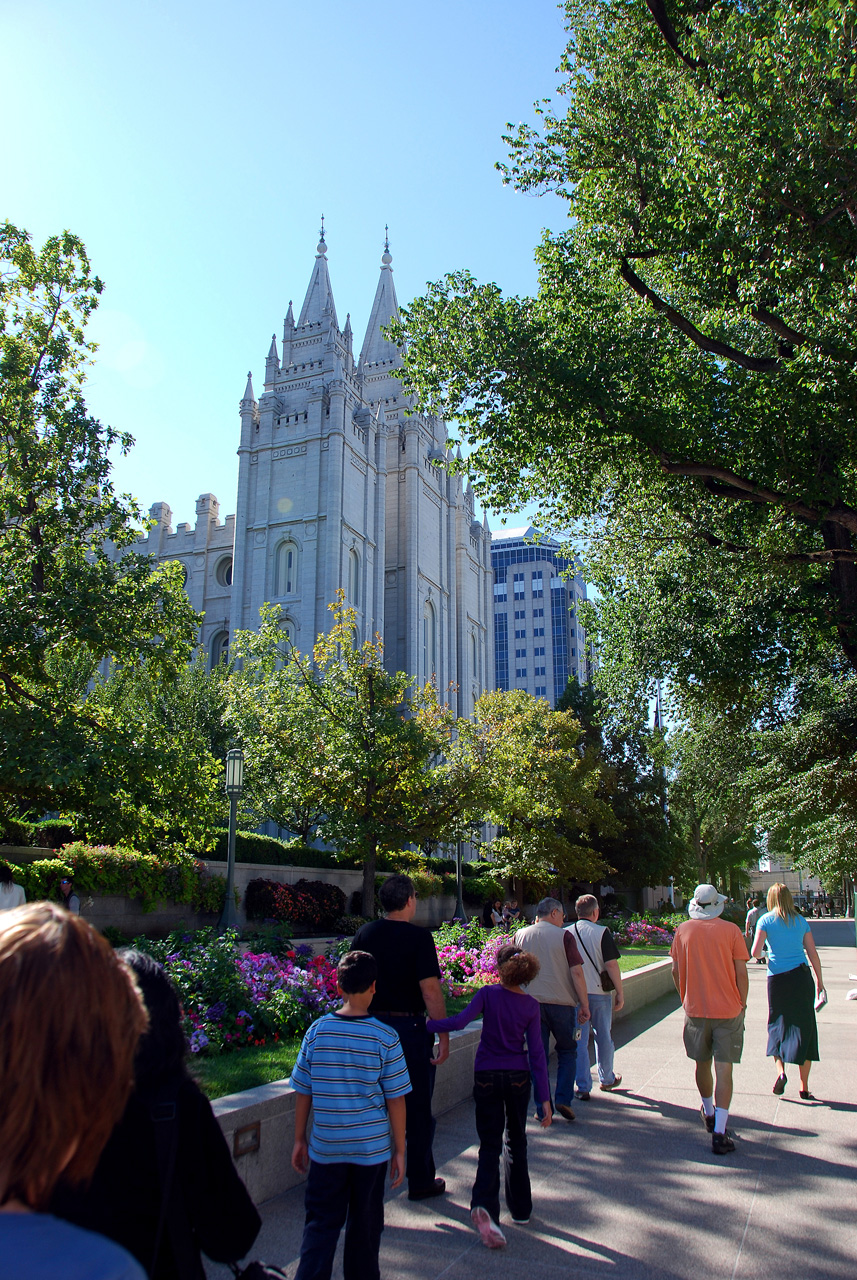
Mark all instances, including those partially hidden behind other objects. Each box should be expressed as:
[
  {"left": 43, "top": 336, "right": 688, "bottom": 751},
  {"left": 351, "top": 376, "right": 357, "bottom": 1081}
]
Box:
[{"left": 212, "top": 920, "right": 857, "bottom": 1280}]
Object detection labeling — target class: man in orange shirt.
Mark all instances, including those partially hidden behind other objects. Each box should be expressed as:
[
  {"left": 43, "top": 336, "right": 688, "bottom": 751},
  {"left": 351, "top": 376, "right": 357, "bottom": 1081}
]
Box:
[{"left": 670, "top": 884, "right": 750, "bottom": 1156}]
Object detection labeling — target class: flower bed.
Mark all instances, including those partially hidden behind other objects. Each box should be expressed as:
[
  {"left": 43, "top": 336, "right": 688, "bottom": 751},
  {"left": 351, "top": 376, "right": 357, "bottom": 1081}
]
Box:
[
  {"left": 433, "top": 919, "right": 511, "bottom": 996},
  {"left": 611, "top": 917, "right": 675, "bottom": 948},
  {"left": 139, "top": 929, "right": 340, "bottom": 1055},
  {"left": 16, "top": 843, "right": 227, "bottom": 913}
]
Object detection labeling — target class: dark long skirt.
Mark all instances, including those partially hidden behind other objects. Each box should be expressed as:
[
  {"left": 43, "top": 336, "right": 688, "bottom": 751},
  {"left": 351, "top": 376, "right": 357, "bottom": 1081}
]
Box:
[{"left": 766, "top": 964, "right": 819, "bottom": 1064}]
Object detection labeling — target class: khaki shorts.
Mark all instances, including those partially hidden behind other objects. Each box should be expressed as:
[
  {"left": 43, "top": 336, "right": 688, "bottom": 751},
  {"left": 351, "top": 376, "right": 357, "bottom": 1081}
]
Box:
[{"left": 683, "top": 1012, "right": 745, "bottom": 1063}]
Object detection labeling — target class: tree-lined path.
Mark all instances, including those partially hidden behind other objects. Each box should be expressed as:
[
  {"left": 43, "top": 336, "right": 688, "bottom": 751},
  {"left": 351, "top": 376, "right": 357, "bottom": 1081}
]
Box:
[{"left": 213, "top": 921, "right": 857, "bottom": 1279}]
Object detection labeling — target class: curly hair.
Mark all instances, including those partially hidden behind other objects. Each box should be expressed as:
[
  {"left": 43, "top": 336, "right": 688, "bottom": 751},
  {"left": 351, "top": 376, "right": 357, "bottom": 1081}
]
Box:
[{"left": 497, "top": 946, "right": 540, "bottom": 987}]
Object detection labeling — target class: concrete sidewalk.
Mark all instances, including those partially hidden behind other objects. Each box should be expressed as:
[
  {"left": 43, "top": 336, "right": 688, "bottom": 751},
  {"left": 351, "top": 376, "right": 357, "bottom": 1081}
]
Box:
[{"left": 212, "top": 920, "right": 857, "bottom": 1280}]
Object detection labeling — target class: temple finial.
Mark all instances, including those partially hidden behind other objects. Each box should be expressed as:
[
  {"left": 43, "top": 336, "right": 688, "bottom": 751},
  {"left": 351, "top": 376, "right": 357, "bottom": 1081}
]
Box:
[{"left": 384, "top": 224, "right": 389, "bottom": 253}]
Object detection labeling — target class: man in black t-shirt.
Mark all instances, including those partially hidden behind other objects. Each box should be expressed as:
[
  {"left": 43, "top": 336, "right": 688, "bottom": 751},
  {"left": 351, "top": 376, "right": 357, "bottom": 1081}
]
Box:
[{"left": 352, "top": 874, "right": 449, "bottom": 1201}]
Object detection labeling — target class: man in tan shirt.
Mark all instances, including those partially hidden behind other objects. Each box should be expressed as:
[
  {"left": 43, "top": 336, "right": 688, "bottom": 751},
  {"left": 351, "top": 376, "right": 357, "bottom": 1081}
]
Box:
[
  {"left": 671, "top": 884, "right": 750, "bottom": 1156},
  {"left": 515, "top": 897, "right": 590, "bottom": 1123}
]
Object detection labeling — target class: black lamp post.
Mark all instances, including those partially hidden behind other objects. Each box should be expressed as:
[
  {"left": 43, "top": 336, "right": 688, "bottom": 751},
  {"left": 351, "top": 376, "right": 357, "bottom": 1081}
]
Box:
[
  {"left": 218, "top": 748, "right": 244, "bottom": 933},
  {"left": 454, "top": 840, "right": 467, "bottom": 922}
]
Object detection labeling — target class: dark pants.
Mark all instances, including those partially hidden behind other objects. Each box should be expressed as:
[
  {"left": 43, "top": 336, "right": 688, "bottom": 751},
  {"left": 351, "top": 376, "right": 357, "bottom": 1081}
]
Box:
[
  {"left": 377, "top": 1015, "right": 437, "bottom": 1194},
  {"left": 294, "top": 1160, "right": 387, "bottom": 1280},
  {"left": 471, "top": 1069, "right": 532, "bottom": 1224},
  {"left": 535, "top": 1003, "right": 579, "bottom": 1117}
]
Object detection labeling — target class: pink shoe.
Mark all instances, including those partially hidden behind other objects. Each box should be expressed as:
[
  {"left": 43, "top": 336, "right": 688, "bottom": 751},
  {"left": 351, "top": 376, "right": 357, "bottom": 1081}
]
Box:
[{"left": 471, "top": 1207, "right": 507, "bottom": 1249}]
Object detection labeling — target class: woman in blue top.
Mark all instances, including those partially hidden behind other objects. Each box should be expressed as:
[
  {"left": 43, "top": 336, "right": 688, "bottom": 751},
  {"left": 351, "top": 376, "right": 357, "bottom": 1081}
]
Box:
[{"left": 751, "top": 883, "right": 825, "bottom": 1100}]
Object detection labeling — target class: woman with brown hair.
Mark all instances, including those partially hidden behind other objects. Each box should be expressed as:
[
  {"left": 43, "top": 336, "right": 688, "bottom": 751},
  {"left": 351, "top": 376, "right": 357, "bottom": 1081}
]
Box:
[
  {"left": 0, "top": 902, "right": 148, "bottom": 1278},
  {"left": 751, "top": 883, "right": 825, "bottom": 1100}
]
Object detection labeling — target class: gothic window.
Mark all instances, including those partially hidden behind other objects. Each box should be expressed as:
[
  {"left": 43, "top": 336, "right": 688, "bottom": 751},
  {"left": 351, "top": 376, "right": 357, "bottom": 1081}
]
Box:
[
  {"left": 423, "top": 600, "right": 437, "bottom": 680},
  {"left": 210, "top": 630, "right": 229, "bottom": 668},
  {"left": 348, "top": 549, "right": 360, "bottom": 607},
  {"left": 471, "top": 632, "right": 477, "bottom": 682},
  {"left": 274, "top": 540, "right": 299, "bottom": 596},
  {"left": 215, "top": 556, "right": 233, "bottom": 587}
]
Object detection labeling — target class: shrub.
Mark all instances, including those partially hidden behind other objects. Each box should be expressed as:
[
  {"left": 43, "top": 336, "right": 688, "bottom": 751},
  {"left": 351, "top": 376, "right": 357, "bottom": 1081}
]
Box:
[
  {"left": 462, "top": 874, "right": 505, "bottom": 906},
  {"left": 30, "top": 819, "right": 78, "bottom": 849},
  {"left": 15, "top": 843, "right": 228, "bottom": 914},
  {"left": 410, "top": 870, "right": 444, "bottom": 899},
  {"left": 208, "top": 830, "right": 367, "bottom": 870},
  {"left": 244, "top": 877, "right": 346, "bottom": 930}
]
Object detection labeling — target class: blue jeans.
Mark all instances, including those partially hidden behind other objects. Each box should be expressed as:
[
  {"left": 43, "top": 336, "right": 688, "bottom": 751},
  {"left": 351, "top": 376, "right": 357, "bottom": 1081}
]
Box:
[
  {"left": 535, "top": 1003, "right": 579, "bottom": 1116},
  {"left": 575, "top": 992, "right": 616, "bottom": 1091}
]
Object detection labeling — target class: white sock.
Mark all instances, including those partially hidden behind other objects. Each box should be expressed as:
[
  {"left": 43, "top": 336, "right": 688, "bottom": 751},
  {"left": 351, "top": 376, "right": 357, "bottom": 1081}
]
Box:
[
  {"left": 714, "top": 1107, "right": 728, "bottom": 1134},
  {"left": 701, "top": 1096, "right": 715, "bottom": 1117}
]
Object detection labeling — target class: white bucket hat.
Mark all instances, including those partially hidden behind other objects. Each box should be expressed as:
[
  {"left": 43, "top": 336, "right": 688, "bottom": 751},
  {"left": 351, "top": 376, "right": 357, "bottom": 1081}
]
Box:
[{"left": 688, "top": 883, "right": 727, "bottom": 920}]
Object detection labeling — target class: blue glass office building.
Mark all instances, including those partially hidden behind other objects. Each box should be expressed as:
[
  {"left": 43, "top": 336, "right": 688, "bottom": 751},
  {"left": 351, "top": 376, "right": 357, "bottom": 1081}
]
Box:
[{"left": 491, "top": 528, "right": 591, "bottom": 704}]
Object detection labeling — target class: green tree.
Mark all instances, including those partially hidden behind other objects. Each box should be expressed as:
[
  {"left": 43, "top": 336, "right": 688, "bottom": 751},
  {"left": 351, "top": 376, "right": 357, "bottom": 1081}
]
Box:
[
  {"left": 745, "top": 667, "right": 857, "bottom": 888},
  {"left": 1, "top": 222, "right": 199, "bottom": 810},
  {"left": 667, "top": 707, "right": 759, "bottom": 896},
  {"left": 392, "top": 0, "right": 857, "bottom": 702},
  {"left": 556, "top": 678, "right": 678, "bottom": 889},
  {"left": 230, "top": 596, "right": 472, "bottom": 916},
  {"left": 456, "top": 687, "right": 616, "bottom": 885}
]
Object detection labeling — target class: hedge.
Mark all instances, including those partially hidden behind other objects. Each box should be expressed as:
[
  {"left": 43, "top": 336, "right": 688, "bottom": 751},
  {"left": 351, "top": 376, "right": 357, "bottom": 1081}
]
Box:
[
  {"left": 208, "top": 830, "right": 366, "bottom": 870},
  {"left": 244, "top": 877, "right": 347, "bottom": 930},
  {"left": 14, "top": 843, "right": 228, "bottom": 914}
]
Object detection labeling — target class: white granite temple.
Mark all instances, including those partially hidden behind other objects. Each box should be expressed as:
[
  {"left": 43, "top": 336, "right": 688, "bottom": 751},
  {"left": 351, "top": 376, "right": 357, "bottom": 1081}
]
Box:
[{"left": 129, "top": 231, "right": 494, "bottom": 715}]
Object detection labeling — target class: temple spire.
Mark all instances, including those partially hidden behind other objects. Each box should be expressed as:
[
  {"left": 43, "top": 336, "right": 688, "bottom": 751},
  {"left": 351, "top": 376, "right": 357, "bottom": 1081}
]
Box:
[
  {"left": 359, "top": 232, "right": 401, "bottom": 368},
  {"left": 297, "top": 221, "right": 339, "bottom": 329}
]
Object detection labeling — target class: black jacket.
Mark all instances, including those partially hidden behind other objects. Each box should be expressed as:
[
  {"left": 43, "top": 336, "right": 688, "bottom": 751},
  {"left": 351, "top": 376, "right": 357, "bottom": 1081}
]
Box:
[{"left": 53, "top": 1072, "right": 261, "bottom": 1279}]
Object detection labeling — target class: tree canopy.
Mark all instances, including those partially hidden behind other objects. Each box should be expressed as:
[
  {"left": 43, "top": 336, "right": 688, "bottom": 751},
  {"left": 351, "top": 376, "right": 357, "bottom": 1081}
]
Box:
[
  {"left": 392, "top": 0, "right": 857, "bottom": 703},
  {"left": 1, "top": 222, "right": 199, "bottom": 811}
]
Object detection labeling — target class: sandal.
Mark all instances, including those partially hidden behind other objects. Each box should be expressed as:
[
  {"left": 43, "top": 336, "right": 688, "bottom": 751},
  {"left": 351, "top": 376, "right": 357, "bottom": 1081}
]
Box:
[
  {"left": 799, "top": 1090, "right": 817, "bottom": 1100},
  {"left": 773, "top": 1073, "right": 787, "bottom": 1095}
]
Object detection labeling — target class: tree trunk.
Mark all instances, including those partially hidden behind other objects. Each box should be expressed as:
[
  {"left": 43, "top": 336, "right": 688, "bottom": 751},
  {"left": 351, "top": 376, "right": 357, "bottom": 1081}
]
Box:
[
  {"left": 822, "top": 519, "right": 857, "bottom": 672},
  {"left": 361, "top": 838, "right": 378, "bottom": 917},
  {"left": 692, "top": 815, "right": 706, "bottom": 881}
]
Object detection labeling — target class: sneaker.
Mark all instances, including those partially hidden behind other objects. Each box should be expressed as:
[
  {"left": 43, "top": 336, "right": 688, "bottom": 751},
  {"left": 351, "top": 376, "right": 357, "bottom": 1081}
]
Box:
[
  {"left": 599, "top": 1074, "right": 622, "bottom": 1091},
  {"left": 511, "top": 1217, "right": 531, "bottom": 1225},
  {"left": 408, "top": 1178, "right": 446, "bottom": 1202},
  {"left": 577, "top": 1091, "right": 591, "bottom": 1101},
  {"left": 700, "top": 1105, "right": 715, "bottom": 1134},
  {"left": 556, "top": 1103, "right": 576, "bottom": 1122},
  {"left": 712, "top": 1132, "right": 736, "bottom": 1155},
  {"left": 472, "top": 1207, "right": 507, "bottom": 1249}
]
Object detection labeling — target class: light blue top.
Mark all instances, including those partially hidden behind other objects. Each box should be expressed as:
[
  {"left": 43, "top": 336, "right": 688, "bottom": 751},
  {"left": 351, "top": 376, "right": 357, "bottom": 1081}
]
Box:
[
  {"left": 290, "top": 1012, "right": 411, "bottom": 1165},
  {"left": 755, "top": 910, "right": 811, "bottom": 975},
  {"left": 0, "top": 1214, "right": 145, "bottom": 1280}
]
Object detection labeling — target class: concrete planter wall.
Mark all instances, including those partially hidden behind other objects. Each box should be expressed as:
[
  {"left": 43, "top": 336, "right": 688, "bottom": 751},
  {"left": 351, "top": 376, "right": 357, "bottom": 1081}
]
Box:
[{"left": 212, "top": 954, "right": 677, "bottom": 1205}]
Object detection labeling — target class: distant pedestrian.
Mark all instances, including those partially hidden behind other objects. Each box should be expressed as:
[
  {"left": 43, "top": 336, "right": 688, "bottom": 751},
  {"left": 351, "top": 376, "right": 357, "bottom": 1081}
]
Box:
[
  {"left": 670, "top": 884, "right": 750, "bottom": 1156},
  {"left": 0, "top": 861, "right": 26, "bottom": 911},
  {"left": 427, "top": 945, "right": 551, "bottom": 1248},
  {"left": 569, "top": 895, "right": 625, "bottom": 1098},
  {"left": 59, "top": 873, "right": 80, "bottom": 915},
  {"left": 490, "top": 901, "right": 504, "bottom": 928},
  {"left": 514, "top": 898, "right": 590, "bottom": 1123},
  {"left": 290, "top": 950, "right": 410, "bottom": 1280},
  {"left": 351, "top": 874, "right": 449, "bottom": 1201},
  {"left": 750, "top": 883, "right": 824, "bottom": 1101},
  {"left": 745, "top": 899, "right": 764, "bottom": 964}
]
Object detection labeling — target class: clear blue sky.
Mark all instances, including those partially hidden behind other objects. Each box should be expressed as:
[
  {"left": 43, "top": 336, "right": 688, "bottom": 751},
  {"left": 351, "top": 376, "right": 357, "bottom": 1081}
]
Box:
[{"left": 2, "top": 0, "right": 568, "bottom": 529}]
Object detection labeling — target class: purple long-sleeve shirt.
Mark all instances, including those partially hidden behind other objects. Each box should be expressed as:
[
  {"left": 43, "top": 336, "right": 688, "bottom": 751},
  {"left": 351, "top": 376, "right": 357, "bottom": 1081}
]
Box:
[{"left": 426, "top": 984, "right": 550, "bottom": 1105}]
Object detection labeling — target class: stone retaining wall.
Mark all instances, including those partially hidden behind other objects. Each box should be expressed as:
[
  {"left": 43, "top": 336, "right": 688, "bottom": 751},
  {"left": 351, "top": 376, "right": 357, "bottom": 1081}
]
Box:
[{"left": 213, "top": 956, "right": 677, "bottom": 1205}]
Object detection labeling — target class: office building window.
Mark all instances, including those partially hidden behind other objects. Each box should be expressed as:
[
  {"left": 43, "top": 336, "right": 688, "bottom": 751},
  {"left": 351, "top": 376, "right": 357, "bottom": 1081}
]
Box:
[
  {"left": 515, "top": 629, "right": 526, "bottom": 639},
  {"left": 494, "top": 582, "right": 507, "bottom": 599},
  {"left": 534, "top": 627, "right": 545, "bottom": 637},
  {"left": 535, "top": 686, "right": 547, "bottom": 697},
  {"left": 515, "top": 668, "right": 527, "bottom": 679}
]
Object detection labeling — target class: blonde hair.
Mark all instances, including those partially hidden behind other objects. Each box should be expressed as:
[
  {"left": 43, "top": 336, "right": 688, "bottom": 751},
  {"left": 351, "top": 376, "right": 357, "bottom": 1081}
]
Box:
[
  {"left": 0, "top": 903, "right": 148, "bottom": 1209},
  {"left": 766, "top": 882, "right": 798, "bottom": 922}
]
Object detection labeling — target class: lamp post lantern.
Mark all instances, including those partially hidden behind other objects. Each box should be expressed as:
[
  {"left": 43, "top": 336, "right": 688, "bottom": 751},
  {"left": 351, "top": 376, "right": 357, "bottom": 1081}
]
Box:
[{"left": 219, "top": 748, "right": 244, "bottom": 933}]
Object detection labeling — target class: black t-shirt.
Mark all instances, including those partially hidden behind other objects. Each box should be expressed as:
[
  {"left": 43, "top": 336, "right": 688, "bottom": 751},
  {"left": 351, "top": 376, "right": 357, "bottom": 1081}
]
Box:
[{"left": 351, "top": 919, "right": 442, "bottom": 1015}]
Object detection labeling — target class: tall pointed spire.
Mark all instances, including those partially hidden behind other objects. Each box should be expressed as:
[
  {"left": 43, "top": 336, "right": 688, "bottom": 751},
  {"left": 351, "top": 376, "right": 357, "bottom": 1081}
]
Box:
[
  {"left": 265, "top": 334, "right": 280, "bottom": 386},
  {"left": 359, "top": 231, "right": 401, "bottom": 368},
  {"left": 298, "top": 219, "right": 339, "bottom": 329},
  {"left": 241, "top": 370, "right": 255, "bottom": 405}
]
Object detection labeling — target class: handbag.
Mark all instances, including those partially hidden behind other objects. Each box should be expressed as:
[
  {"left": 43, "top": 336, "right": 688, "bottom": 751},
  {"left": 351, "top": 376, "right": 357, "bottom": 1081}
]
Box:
[{"left": 573, "top": 923, "right": 616, "bottom": 993}]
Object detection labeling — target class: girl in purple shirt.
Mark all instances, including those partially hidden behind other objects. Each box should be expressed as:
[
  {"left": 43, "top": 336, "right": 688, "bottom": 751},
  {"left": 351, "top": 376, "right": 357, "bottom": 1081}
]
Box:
[{"left": 427, "top": 945, "right": 551, "bottom": 1249}]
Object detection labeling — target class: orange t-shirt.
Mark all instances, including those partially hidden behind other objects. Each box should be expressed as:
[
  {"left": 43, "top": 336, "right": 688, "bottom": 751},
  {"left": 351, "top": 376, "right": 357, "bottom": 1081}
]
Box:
[{"left": 670, "top": 919, "right": 749, "bottom": 1019}]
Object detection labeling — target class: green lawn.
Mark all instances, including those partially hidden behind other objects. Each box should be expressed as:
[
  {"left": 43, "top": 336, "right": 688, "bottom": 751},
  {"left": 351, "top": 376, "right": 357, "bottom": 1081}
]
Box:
[{"left": 618, "top": 947, "right": 670, "bottom": 972}]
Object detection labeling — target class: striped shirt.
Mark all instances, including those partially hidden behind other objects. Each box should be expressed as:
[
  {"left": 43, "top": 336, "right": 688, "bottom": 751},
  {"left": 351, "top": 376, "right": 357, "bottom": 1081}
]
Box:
[{"left": 290, "top": 1013, "right": 411, "bottom": 1165}]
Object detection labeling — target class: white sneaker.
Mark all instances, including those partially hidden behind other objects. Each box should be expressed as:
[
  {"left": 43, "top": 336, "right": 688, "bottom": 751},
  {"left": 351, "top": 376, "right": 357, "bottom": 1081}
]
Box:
[{"left": 472, "top": 1206, "right": 507, "bottom": 1249}]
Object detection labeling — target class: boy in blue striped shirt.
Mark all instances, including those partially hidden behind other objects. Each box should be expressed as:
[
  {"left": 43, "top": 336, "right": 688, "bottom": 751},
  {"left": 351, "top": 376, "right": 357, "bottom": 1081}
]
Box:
[{"left": 290, "top": 950, "right": 411, "bottom": 1280}]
